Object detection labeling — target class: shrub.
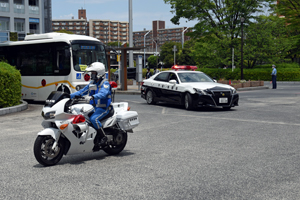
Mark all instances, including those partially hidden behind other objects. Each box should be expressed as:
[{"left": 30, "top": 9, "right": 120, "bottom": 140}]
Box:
[{"left": 0, "top": 62, "right": 22, "bottom": 108}]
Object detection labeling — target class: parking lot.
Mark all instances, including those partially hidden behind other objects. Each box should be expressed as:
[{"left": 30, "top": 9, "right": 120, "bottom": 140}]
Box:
[{"left": 1, "top": 82, "right": 300, "bottom": 199}]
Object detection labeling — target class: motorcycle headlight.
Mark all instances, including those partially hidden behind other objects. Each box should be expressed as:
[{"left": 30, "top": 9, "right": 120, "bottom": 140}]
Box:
[
  {"left": 42, "top": 111, "right": 56, "bottom": 120},
  {"left": 193, "top": 88, "right": 207, "bottom": 95}
]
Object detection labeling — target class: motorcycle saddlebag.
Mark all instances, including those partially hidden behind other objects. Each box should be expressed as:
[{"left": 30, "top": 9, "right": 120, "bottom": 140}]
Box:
[{"left": 116, "top": 111, "right": 139, "bottom": 131}]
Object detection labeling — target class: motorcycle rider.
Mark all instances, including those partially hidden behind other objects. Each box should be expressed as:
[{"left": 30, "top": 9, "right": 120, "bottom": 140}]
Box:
[{"left": 70, "top": 62, "right": 111, "bottom": 147}]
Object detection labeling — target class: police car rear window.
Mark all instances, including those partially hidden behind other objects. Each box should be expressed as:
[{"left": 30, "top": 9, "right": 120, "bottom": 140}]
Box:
[{"left": 154, "top": 72, "right": 169, "bottom": 81}]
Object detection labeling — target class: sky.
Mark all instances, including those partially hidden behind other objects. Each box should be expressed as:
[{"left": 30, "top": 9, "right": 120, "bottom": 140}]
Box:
[{"left": 52, "top": 0, "right": 198, "bottom": 32}]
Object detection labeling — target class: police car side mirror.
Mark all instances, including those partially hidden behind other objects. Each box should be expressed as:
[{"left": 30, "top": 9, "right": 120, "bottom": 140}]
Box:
[
  {"left": 89, "top": 84, "right": 97, "bottom": 91},
  {"left": 213, "top": 79, "right": 217, "bottom": 83},
  {"left": 169, "top": 80, "right": 177, "bottom": 85}
]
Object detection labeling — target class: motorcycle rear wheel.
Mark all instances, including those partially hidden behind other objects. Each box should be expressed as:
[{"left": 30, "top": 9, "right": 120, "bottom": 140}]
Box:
[
  {"left": 34, "top": 135, "right": 64, "bottom": 166},
  {"left": 104, "top": 131, "right": 127, "bottom": 155}
]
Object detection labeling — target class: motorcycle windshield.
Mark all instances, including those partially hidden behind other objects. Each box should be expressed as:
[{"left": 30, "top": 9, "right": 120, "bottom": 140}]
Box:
[{"left": 45, "top": 91, "right": 70, "bottom": 107}]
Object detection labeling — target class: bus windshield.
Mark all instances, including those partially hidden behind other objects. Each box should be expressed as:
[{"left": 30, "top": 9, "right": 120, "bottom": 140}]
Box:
[{"left": 72, "top": 42, "right": 107, "bottom": 72}]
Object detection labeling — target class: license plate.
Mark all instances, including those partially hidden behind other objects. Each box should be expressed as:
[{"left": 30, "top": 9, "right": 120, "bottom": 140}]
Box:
[{"left": 219, "top": 98, "right": 228, "bottom": 103}]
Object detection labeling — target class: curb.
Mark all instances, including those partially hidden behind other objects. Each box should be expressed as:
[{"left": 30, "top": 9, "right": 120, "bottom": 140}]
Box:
[
  {"left": 0, "top": 100, "right": 28, "bottom": 116},
  {"left": 115, "top": 90, "right": 140, "bottom": 95},
  {"left": 237, "top": 86, "right": 269, "bottom": 91}
]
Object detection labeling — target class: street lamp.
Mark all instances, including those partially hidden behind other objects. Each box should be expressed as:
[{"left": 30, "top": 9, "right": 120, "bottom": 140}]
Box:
[
  {"left": 144, "top": 30, "right": 151, "bottom": 68},
  {"left": 182, "top": 27, "right": 189, "bottom": 49},
  {"left": 241, "top": 17, "right": 245, "bottom": 80},
  {"left": 152, "top": 39, "right": 158, "bottom": 67}
]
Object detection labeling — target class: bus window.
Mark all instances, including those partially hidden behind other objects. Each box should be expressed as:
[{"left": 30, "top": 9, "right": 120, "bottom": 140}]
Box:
[
  {"left": 72, "top": 43, "right": 107, "bottom": 72},
  {"left": 15, "top": 42, "right": 70, "bottom": 76}
]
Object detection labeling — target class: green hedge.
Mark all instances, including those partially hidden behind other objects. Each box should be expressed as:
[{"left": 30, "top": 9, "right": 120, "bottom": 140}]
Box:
[
  {"left": 253, "top": 63, "right": 300, "bottom": 69},
  {"left": 110, "top": 66, "right": 300, "bottom": 81},
  {"left": 0, "top": 62, "right": 22, "bottom": 108},
  {"left": 198, "top": 68, "right": 300, "bottom": 81}
]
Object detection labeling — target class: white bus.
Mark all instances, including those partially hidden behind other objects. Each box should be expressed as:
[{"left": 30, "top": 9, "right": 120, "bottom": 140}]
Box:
[{"left": 0, "top": 32, "right": 108, "bottom": 101}]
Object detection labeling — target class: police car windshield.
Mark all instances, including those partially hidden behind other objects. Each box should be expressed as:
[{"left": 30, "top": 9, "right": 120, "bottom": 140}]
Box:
[{"left": 178, "top": 72, "right": 213, "bottom": 83}]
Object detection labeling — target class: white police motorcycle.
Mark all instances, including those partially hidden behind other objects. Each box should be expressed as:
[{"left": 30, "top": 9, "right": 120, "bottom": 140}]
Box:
[{"left": 33, "top": 84, "right": 139, "bottom": 166}]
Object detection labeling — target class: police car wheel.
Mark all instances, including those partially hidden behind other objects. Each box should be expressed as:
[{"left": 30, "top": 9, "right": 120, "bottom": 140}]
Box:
[
  {"left": 146, "top": 89, "right": 156, "bottom": 105},
  {"left": 184, "top": 93, "right": 193, "bottom": 110}
]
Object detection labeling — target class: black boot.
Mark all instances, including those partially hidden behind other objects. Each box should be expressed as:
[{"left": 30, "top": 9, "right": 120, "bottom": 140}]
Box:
[{"left": 97, "top": 128, "right": 107, "bottom": 147}]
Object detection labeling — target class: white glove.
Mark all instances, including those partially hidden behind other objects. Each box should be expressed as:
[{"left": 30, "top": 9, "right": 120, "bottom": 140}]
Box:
[{"left": 84, "top": 95, "right": 91, "bottom": 102}]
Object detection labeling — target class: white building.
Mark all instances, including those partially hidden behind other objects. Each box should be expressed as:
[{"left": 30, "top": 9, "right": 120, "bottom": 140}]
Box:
[{"left": 0, "top": 0, "right": 52, "bottom": 42}]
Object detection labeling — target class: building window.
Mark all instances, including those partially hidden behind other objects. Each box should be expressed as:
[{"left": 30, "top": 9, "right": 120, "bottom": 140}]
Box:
[
  {"left": 0, "top": 32, "right": 9, "bottom": 42},
  {"left": 14, "top": 20, "right": 24, "bottom": 32},
  {"left": 0, "top": 2, "right": 9, "bottom": 12},
  {"left": 0, "top": 18, "right": 9, "bottom": 31}
]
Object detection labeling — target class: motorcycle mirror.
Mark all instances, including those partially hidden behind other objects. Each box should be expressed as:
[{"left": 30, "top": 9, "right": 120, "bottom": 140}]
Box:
[{"left": 89, "top": 84, "right": 97, "bottom": 91}]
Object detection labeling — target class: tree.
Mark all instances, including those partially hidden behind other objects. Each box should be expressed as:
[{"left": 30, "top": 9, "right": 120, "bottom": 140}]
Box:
[
  {"left": 276, "top": 0, "right": 300, "bottom": 30},
  {"left": 243, "top": 15, "right": 294, "bottom": 68},
  {"left": 147, "top": 55, "right": 158, "bottom": 68},
  {"left": 276, "top": 0, "right": 300, "bottom": 61},
  {"left": 165, "top": 0, "right": 272, "bottom": 39},
  {"left": 159, "top": 41, "right": 182, "bottom": 68}
]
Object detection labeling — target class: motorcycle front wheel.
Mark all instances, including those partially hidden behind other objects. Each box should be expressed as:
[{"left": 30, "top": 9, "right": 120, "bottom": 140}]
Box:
[
  {"left": 34, "top": 135, "right": 64, "bottom": 166},
  {"left": 104, "top": 131, "right": 128, "bottom": 155}
]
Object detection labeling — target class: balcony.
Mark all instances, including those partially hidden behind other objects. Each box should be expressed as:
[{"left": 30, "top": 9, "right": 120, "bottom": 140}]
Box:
[
  {"left": 0, "top": 2, "right": 9, "bottom": 12},
  {"left": 14, "top": 4, "right": 24, "bottom": 14},
  {"left": 29, "top": 5, "right": 39, "bottom": 14}
]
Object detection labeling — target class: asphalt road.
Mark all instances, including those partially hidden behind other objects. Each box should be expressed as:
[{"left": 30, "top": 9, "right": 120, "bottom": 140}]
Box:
[{"left": 1, "top": 82, "right": 300, "bottom": 199}]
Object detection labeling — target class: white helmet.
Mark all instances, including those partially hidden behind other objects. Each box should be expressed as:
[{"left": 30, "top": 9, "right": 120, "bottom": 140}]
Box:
[{"left": 85, "top": 62, "right": 105, "bottom": 79}]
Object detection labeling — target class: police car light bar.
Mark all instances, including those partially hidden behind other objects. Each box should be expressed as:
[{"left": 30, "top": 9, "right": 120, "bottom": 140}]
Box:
[{"left": 171, "top": 65, "right": 197, "bottom": 71}]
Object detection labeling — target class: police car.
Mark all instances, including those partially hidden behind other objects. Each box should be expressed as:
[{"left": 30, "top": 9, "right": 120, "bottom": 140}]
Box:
[{"left": 141, "top": 65, "right": 239, "bottom": 110}]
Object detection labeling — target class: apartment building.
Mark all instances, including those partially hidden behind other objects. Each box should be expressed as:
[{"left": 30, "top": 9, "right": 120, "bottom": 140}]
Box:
[
  {"left": 133, "top": 20, "right": 191, "bottom": 49},
  {"left": 0, "top": 0, "right": 52, "bottom": 42},
  {"left": 88, "top": 19, "right": 129, "bottom": 44},
  {"left": 52, "top": 9, "right": 129, "bottom": 44}
]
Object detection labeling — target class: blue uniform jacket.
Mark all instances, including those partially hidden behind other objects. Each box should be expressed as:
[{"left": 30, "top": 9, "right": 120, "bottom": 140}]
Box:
[{"left": 71, "top": 79, "right": 112, "bottom": 109}]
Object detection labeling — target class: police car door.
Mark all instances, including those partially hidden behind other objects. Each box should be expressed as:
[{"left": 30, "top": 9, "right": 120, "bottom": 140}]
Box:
[
  {"left": 152, "top": 72, "right": 170, "bottom": 102},
  {"left": 165, "top": 72, "right": 181, "bottom": 103}
]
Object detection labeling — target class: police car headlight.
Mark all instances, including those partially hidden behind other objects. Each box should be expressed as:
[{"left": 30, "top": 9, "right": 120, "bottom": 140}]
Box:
[
  {"left": 231, "top": 88, "right": 237, "bottom": 94},
  {"left": 194, "top": 88, "right": 207, "bottom": 95},
  {"left": 42, "top": 111, "right": 56, "bottom": 120}
]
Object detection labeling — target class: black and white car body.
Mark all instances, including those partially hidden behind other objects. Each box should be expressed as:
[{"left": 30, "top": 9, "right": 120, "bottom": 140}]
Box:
[{"left": 141, "top": 66, "right": 239, "bottom": 110}]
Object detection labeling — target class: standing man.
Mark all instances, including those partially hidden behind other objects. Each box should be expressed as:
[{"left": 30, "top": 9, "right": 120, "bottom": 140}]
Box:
[
  {"left": 146, "top": 68, "right": 152, "bottom": 79},
  {"left": 271, "top": 64, "right": 277, "bottom": 89}
]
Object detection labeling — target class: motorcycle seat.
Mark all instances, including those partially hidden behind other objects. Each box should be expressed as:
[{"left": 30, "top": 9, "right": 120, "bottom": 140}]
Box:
[{"left": 100, "top": 105, "right": 114, "bottom": 122}]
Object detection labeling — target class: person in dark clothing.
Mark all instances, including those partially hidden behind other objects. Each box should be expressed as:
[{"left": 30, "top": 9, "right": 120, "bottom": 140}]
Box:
[
  {"left": 271, "top": 64, "right": 277, "bottom": 89},
  {"left": 146, "top": 68, "right": 152, "bottom": 79}
]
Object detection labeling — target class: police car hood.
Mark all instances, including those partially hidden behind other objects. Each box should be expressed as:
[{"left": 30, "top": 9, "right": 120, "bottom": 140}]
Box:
[{"left": 182, "top": 82, "right": 234, "bottom": 90}]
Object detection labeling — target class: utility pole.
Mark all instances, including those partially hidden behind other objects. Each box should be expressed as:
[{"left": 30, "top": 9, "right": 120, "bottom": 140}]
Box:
[
  {"left": 241, "top": 17, "right": 244, "bottom": 80},
  {"left": 144, "top": 30, "right": 151, "bottom": 68},
  {"left": 129, "top": 0, "right": 133, "bottom": 68},
  {"left": 172, "top": 45, "right": 177, "bottom": 65}
]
